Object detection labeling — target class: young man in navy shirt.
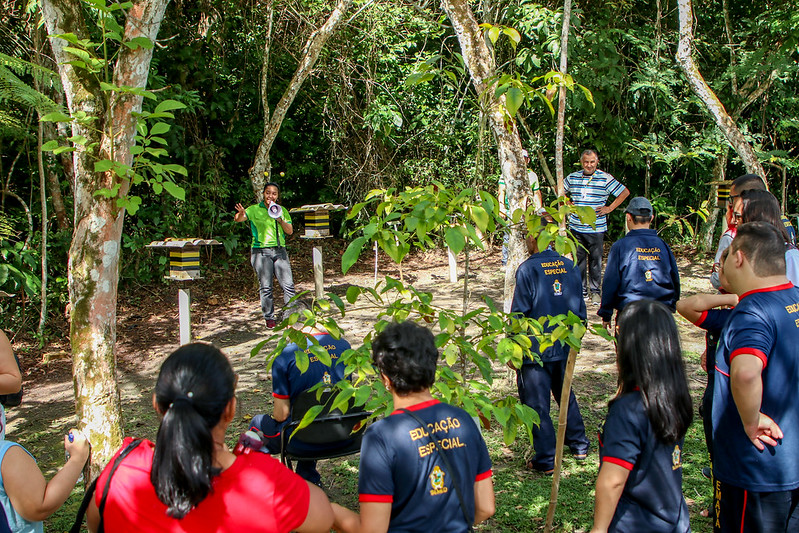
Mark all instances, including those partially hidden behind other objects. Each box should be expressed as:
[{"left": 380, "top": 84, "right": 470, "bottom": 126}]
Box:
[
  {"left": 510, "top": 231, "right": 589, "bottom": 474},
  {"left": 248, "top": 302, "right": 351, "bottom": 484},
  {"left": 598, "top": 197, "right": 680, "bottom": 330},
  {"left": 712, "top": 222, "right": 799, "bottom": 532}
]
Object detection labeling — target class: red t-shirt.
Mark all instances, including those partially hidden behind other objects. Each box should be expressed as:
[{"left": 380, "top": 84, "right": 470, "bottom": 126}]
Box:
[{"left": 95, "top": 438, "right": 310, "bottom": 532}]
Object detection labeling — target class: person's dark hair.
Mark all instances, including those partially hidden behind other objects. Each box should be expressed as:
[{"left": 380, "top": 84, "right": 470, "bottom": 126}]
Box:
[
  {"left": 263, "top": 181, "right": 280, "bottom": 193},
  {"left": 615, "top": 300, "right": 692, "bottom": 444},
  {"left": 740, "top": 189, "right": 790, "bottom": 242},
  {"left": 372, "top": 321, "right": 438, "bottom": 395},
  {"left": 630, "top": 214, "right": 652, "bottom": 225},
  {"left": 580, "top": 149, "right": 598, "bottom": 160},
  {"left": 730, "top": 222, "right": 787, "bottom": 277},
  {"left": 151, "top": 343, "right": 235, "bottom": 519},
  {"left": 731, "top": 173, "right": 766, "bottom": 193}
]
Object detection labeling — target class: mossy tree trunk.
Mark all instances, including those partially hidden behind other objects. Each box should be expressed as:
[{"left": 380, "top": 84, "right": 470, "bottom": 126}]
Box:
[
  {"left": 40, "top": 0, "right": 170, "bottom": 476},
  {"left": 440, "top": 0, "right": 526, "bottom": 312}
]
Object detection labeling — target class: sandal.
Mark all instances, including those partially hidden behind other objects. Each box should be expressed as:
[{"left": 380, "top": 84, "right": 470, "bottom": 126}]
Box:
[{"left": 526, "top": 460, "right": 554, "bottom": 475}]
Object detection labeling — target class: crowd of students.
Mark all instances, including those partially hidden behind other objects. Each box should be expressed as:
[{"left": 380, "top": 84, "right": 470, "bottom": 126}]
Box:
[
  {"left": 509, "top": 170, "right": 797, "bottom": 532},
  {"left": 0, "top": 169, "right": 796, "bottom": 532}
]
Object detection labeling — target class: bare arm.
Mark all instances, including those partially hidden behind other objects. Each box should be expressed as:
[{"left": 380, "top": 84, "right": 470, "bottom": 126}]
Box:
[
  {"left": 272, "top": 397, "right": 290, "bottom": 423},
  {"left": 234, "top": 203, "right": 247, "bottom": 222},
  {"left": 730, "top": 353, "right": 783, "bottom": 450},
  {"left": 473, "top": 476, "right": 495, "bottom": 524},
  {"left": 597, "top": 188, "right": 630, "bottom": 216},
  {"left": 4, "top": 430, "right": 89, "bottom": 522},
  {"left": 676, "top": 293, "right": 738, "bottom": 324},
  {"left": 295, "top": 482, "right": 334, "bottom": 533},
  {"left": 0, "top": 331, "right": 22, "bottom": 395},
  {"left": 331, "top": 501, "right": 391, "bottom": 533},
  {"left": 332, "top": 503, "right": 362, "bottom": 533},
  {"left": 278, "top": 217, "right": 293, "bottom": 236},
  {"left": 590, "top": 462, "right": 629, "bottom": 533},
  {"left": 497, "top": 184, "right": 507, "bottom": 218}
]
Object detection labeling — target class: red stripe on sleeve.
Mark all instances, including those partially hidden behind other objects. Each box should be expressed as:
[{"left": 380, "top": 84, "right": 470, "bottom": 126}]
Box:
[
  {"left": 729, "top": 348, "right": 768, "bottom": 369},
  {"left": 603, "top": 457, "right": 634, "bottom": 470},
  {"left": 694, "top": 310, "right": 708, "bottom": 327},
  {"left": 272, "top": 393, "right": 290, "bottom": 399},
  {"left": 359, "top": 494, "right": 393, "bottom": 503},
  {"left": 475, "top": 470, "right": 493, "bottom": 481}
]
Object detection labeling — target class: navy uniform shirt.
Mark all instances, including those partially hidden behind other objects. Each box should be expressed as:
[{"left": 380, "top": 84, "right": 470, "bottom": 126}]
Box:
[
  {"left": 712, "top": 283, "right": 799, "bottom": 492},
  {"left": 271, "top": 333, "right": 350, "bottom": 402},
  {"left": 358, "top": 400, "right": 492, "bottom": 533},
  {"left": 598, "top": 393, "right": 690, "bottom": 532},
  {"left": 693, "top": 308, "right": 732, "bottom": 366},
  {"left": 511, "top": 249, "right": 586, "bottom": 363},
  {"left": 598, "top": 228, "right": 680, "bottom": 321}
]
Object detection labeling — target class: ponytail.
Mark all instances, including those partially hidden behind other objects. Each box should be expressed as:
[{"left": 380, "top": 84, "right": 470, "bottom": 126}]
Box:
[{"left": 150, "top": 344, "right": 235, "bottom": 518}]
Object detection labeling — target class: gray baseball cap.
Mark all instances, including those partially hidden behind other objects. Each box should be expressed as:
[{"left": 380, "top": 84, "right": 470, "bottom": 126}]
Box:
[{"left": 625, "top": 197, "right": 653, "bottom": 217}]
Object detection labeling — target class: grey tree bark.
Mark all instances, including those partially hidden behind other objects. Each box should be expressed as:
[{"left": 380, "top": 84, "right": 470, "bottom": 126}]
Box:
[
  {"left": 440, "top": 0, "right": 526, "bottom": 312},
  {"left": 676, "top": 0, "right": 766, "bottom": 178},
  {"left": 41, "top": 0, "right": 170, "bottom": 474},
  {"left": 248, "top": 0, "right": 353, "bottom": 200}
]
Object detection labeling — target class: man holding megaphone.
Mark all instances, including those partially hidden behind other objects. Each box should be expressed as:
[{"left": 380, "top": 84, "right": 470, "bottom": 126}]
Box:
[{"left": 235, "top": 182, "right": 296, "bottom": 328}]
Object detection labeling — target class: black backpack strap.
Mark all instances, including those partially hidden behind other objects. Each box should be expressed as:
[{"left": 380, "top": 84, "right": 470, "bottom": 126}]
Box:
[
  {"left": 69, "top": 478, "right": 98, "bottom": 533},
  {"left": 70, "top": 438, "right": 142, "bottom": 533},
  {"left": 400, "top": 408, "right": 473, "bottom": 530}
]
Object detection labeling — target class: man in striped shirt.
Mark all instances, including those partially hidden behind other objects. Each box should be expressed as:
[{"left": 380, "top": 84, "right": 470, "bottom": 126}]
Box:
[{"left": 564, "top": 150, "right": 629, "bottom": 304}]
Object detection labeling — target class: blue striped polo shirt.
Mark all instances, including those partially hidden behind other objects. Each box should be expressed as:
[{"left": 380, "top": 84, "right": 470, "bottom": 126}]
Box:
[{"left": 564, "top": 169, "right": 626, "bottom": 233}]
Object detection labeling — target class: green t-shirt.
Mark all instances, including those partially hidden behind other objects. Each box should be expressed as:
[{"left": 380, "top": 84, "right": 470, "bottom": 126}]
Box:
[{"left": 245, "top": 202, "right": 292, "bottom": 248}]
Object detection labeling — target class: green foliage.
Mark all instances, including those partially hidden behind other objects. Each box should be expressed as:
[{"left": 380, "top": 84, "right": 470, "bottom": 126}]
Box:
[
  {"left": 253, "top": 183, "right": 597, "bottom": 447},
  {"left": 40, "top": 0, "right": 187, "bottom": 216},
  {"left": 341, "top": 182, "right": 500, "bottom": 272}
]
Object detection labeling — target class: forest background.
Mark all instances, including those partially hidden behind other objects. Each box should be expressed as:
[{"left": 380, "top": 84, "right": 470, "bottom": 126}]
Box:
[
  {"left": 3, "top": 0, "right": 798, "bottom": 332},
  {"left": 0, "top": 0, "right": 797, "bottom": 529}
]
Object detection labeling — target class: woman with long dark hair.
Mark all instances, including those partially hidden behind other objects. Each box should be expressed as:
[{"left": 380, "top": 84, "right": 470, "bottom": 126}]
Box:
[
  {"left": 86, "top": 343, "right": 333, "bottom": 532},
  {"left": 591, "top": 300, "right": 693, "bottom": 533},
  {"left": 739, "top": 189, "right": 799, "bottom": 285},
  {"left": 332, "top": 321, "right": 495, "bottom": 533}
]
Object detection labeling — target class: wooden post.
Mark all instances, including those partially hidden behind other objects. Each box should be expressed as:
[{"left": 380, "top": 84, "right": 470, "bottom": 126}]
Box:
[
  {"left": 447, "top": 247, "right": 458, "bottom": 283},
  {"left": 374, "top": 241, "right": 379, "bottom": 287},
  {"left": 545, "top": 347, "right": 578, "bottom": 532},
  {"left": 178, "top": 287, "right": 191, "bottom": 345},
  {"left": 313, "top": 245, "right": 324, "bottom": 300}
]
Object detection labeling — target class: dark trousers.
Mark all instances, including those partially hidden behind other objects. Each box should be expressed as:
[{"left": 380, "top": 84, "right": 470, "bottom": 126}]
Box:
[
  {"left": 713, "top": 478, "right": 799, "bottom": 533},
  {"left": 516, "top": 359, "right": 589, "bottom": 470},
  {"left": 575, "top": 231, "right": 604, "bottom": 296}
]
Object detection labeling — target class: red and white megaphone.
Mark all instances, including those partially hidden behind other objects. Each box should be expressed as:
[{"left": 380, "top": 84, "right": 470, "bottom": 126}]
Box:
[{"left": 268, "top": 202, "right": 282, "bottom": 219}]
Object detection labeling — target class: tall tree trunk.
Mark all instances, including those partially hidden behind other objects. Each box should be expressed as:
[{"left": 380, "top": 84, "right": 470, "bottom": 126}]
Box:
[
  {"left": 440, "top": 0, "right": 526, "bottom": 312},
  {"left": 546, "top": 2, "right": 572, "bottom": 531},
  {"left": 676, "top": 0, "right": 766, "bottom": 178},
  {"left": 41, "top": 0, "right": 170, "bottom": 474},
  {"left": 37, "top": 120, "right": 49, "bottom": 338},
  {"left": 248, "top": 0, "right": 353, "bottom": 200},
  {"left": 43, "top": 121, "right": 70, "bottom": 231},
  {"left": 554, "top": 0, "right": 572, "bottom": 199}
]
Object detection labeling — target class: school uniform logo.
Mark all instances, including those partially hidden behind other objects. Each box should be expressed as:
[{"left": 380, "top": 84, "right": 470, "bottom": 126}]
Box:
[
  {"left": 644, "top": 270, "right": 653, "bottom": 282},
  {"left": 429, "top": 465, "right": 448, "bottom": 495},
  {"left": 553, "top": 279, "right": 562, "bottom": 296},
  {"left": 323, "top": 372, "right": 331, "bottom": 385},
  {"left": 672, "top": 444, "right": 683, "bottom": 470}
]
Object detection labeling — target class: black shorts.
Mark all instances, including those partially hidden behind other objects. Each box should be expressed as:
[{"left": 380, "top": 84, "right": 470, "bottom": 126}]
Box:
[{"left": 713, "top": 478, "right": 799, "bottom": 532}]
